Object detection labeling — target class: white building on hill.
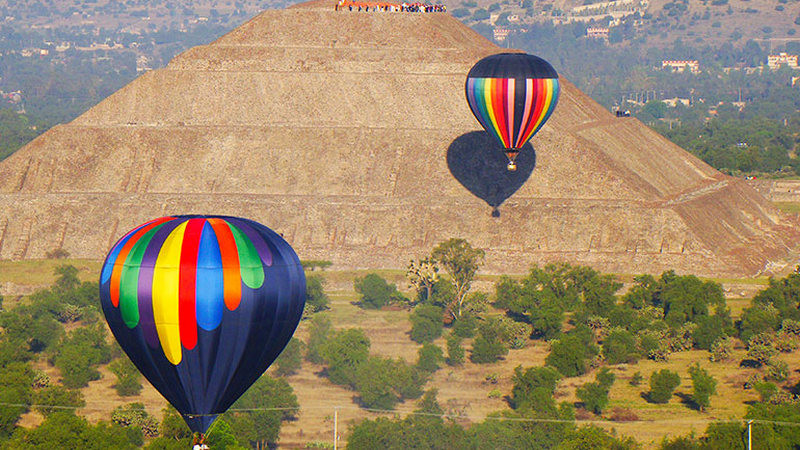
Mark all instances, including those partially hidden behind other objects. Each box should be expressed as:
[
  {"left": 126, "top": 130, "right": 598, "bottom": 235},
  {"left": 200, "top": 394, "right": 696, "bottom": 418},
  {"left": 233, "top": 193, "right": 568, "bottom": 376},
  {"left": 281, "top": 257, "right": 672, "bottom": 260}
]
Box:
[{"left": 768, "top": 53, "right": 799, "bottom": 70}]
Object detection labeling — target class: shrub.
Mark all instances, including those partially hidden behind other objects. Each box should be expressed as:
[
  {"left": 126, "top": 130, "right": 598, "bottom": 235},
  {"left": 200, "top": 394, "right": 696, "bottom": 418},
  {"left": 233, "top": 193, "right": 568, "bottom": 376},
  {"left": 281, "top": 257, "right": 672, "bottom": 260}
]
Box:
[
  {"left": 274, "top": 338, "right": 304, "bottom": 377},
  {"left": 321, "top": 328, "right": 370, "bottom": 387},
  {"left": 610, "top": 407, "right": 639, "bottom": 422},
  {"left": 416, "top": 343, "right": 443, "bottom": 373},
  {"left": 775, "top": 332, "right": 798, "bottom": 353},
  {"left": 629, "top": 372, "right": 643, "bottom": 386},
  {"left": 354, "top": 273, "right": 403, "bottom": 309},
  {"left": 445, "top": 333, "right": 464, "bottom": 366},
  {"left": 546, "top": 333, "right": 598, "bottom": 377},
  {"left": 470, "top": 333, "right": 507, "bottom": 364},
  {"left": 648, "top": 369, "right": 680, "bottom": 403},
  {"left": 410, "top": 304, "right": 444, "bottom": 343},
  {"left": 577, "top": 381, "right": 609, "bottom": 415},
  {"left": 305, "top": 314, "right": 332, "bottom": 364},
  {"left": 304, "top": 274, "right": 329, "bottom": 314},
  {"left": 451, "top": 313, "right": 477, "bottom": 338},
  {"left": 754, "top": 381, "right": 778, "bottom": 402},
  {"left": 33, "top": 386, "right": 84, "bottom": 417},
  {"left": 112, "top": 403, "right": 159, "bottom": 438},
  {"left": 108, "top": 357, "right": 142, "bottom": 397},
  {"left": 688, "top": 363, "right": 717, "bottom": 411},
  {"left": 709, "top": 337, "right": 735, "bottom": 362},
  {"left": 765, "top": 359, "right": 789, "bottom": 382},
  {"left": 510, "top": 366, "right": 560, "bottom": 410},
  {"left": 603, "top": 329, "right": 638, "bottom": 364}
]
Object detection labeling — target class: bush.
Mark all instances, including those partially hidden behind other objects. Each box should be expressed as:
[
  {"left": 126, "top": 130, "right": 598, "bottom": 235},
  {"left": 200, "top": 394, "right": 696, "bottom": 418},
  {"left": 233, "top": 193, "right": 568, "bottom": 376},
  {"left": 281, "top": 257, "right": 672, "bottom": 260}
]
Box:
[
  {"left": 688, "top": 363, "right": 717, "bottom": 411},
  {"left": 765, "top": 359, "right": 789, "bottom": 382},
  {"left": 321, "top": 328, "right": 370, "bottom": 387},
  {"left": 410, "top": 304, "right": 444, "bottom": 343},
  {"left": 354, "top": 274, "right": 403, "bottom": 309},
  {"left": 603, "top": 329, "right": 638, "bottom": 364},
  {"left": 112, "top": 403, "right": 159, "bottom": 438},
  {"left": 451, "top": 313, "right": 477, "bottom": 338},
  {"left": 445, "top": 333, "right": 464, "bottom": 366},
  {"left": 470, "top": 333, "right": 507, "bottom": 364},
  {"left": 546, "top": 332, "right": 598, "bottom": 377},
  {"left": 629, "top": 372, "right": 643, "bottom": 386},
  {"left": 709, "top": 337, "right": 734, "bottom": 362},
  {"left": 304, "top": 274, "right": 329, "bottom": 314},
  {"left": 648, "top": 369, "right": 680, "bottom": 403},
  {"left": 33, "top": 385, "right": 84, "bottom": 417},
  {"left": 754, "top": 381, "right": 778, "bottom": 402},
  {"left": 577, "top": 382, "right": 609, "bottom": 415},
  {"left": 775, "top": 332, "right": 798, "bottom": 353},
  {"left": 510, "top": 366, "right": 560, "bottom": 411},
  {"left": 470, "top": 318, "right": 510, "bottom": 364},
  {"left": 108, "top": 357, "right": 142, "bottom": 397},
  {"left": 416, "top": 343, "right": 443, "bottom": 373},
  {"left": 610, "top": 407, "right": 639, "bottom": 422},
  {"left": 305, "top": 314, "right": 332, "bottom": 364},
  {"left": 274, "top": 338, "right": 304, "bottom": 377},
  {"left": 51, "top": 324, "right": 111, "bottom": 388}
]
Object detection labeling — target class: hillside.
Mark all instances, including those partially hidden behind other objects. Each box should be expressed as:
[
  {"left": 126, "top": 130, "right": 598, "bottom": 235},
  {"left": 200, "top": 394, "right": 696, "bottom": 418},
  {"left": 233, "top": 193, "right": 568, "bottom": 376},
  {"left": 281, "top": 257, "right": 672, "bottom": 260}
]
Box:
[{"left": 0, "top": 0, "right": 797, "bottom": 278}]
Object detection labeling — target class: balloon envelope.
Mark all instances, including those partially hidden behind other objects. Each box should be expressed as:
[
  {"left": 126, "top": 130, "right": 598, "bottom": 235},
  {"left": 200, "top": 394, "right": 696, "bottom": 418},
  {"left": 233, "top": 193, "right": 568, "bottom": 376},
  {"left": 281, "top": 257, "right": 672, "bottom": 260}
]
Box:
[
  {"left": 99, "top": 215, "right": 306, "bottom": 433},
  {"left": 465, "top": 53, "right": 560, "bottom": 166}
]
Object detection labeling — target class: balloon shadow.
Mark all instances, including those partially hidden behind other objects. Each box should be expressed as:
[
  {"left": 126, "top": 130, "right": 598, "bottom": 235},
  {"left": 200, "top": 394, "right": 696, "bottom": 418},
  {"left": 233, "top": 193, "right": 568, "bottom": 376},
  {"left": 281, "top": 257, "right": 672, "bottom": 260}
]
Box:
[{"left": 447, "top": 131, "right": 536, "bottom": 216}]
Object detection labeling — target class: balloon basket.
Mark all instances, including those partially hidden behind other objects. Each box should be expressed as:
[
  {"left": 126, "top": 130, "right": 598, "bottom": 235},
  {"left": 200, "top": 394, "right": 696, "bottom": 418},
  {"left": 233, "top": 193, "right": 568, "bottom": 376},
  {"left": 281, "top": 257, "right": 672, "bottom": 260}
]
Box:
[{"left": 507, "top": 162, "right": 517, "bottom": 171}]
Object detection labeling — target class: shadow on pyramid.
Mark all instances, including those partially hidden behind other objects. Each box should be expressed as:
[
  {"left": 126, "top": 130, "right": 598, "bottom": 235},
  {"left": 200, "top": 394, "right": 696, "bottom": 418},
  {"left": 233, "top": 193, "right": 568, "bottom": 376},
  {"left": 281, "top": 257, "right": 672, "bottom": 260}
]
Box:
[{"left": 447, "top": 131, "right": 536, "bottom": 216}]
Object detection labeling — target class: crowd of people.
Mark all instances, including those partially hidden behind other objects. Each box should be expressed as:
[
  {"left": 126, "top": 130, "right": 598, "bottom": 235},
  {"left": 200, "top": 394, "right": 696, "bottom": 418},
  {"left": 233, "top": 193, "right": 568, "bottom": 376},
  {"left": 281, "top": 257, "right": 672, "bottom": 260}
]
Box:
[{"left": 335, "top": 0, "right": 446, "bottom": 12}]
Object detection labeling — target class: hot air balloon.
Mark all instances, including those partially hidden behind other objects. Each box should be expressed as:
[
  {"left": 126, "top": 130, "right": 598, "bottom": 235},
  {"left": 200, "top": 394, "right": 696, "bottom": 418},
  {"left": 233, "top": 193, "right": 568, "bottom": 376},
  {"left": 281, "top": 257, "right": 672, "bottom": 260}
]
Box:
[
  {"left": 465, "top": 52, "right": 560, "bottom": 171},
  {"left": 99, "top": 215, "right": 306, "bottom": 436}
]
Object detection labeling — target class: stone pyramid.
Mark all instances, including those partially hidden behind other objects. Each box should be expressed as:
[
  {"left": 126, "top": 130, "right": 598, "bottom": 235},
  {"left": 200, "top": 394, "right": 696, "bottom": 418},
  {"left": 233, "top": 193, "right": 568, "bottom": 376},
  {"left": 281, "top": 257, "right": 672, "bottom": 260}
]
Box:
[{"left": 0, "top": 0, "right": 796, "bottom": 276}]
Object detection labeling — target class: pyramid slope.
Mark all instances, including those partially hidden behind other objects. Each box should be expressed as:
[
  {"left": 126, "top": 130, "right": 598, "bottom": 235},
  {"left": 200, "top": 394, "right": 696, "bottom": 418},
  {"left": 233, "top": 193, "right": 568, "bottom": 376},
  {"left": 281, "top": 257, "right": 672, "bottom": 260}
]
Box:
[{"left": 0, "top": 1, "right": 796, "bottom": 276}]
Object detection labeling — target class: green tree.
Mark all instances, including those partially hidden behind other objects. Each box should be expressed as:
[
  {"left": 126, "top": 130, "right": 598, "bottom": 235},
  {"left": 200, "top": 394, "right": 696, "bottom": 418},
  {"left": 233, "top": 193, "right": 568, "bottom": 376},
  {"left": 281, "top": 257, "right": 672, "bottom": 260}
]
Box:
[
  {"left": 602, "top": 329, "right": 639, "bottom": 364},
  {"left": 226, "top": 374, "right": 299, "bottom": 449},
  {"left": 108, "top": 357, "right": 143, "bottom": 396},
  {"left": 470, "top": 318, "right": 510, "bottom": 364},
  {"left": 304, "top": 274, "right": 329, "bottom": 314},
  {"left": 445, "top": 333, "right": 465, "bottom": 366},
  {"left": 688, "top": 363, "right": 716, "bottom": 411},
  {"left": 576, "top": 369, "right": 615, "bottom": 415},
  {"left": 6, "top": 411, "right": 136, "bottom": 448},
  {"left": 321, "top": 328, "right": 371, "bottom": 387},
  {"left": 409, "top": 304, "right": 444, "bottom": 343},
  {"left": 355, "top": 357, "right": 425, "bottom": 409},
  {"left": 416, "top": 343, "right": 443, "bottom": 373},
  {"left": 648, "top": 369, "right": 680, "bottom": 404},
  {"left": 305, "top": 313, "right": 332, "bottom": 364},
  {"left": 274, "top": 337, "right": 304, "bottom": 377},
  {"left": 354, "top": 274, "right": 403, "bottom": 309},
  {"left": 510, "top": 366, "right": 560, "bottom": 411},
  {"left": 51, "top": 323, "right": 111, "bottom": 388},
  {"left": 33, "top": 385, "right": 84, "bottom": 417},
  {"left": 430, "top": 238, "right": 485, "bottom": 321},
  {"left": 0, "top": 362, "right": 34, "bottom": 438},
  {"left": 545, "top": 330, "right": 598, "bottom": 377}
]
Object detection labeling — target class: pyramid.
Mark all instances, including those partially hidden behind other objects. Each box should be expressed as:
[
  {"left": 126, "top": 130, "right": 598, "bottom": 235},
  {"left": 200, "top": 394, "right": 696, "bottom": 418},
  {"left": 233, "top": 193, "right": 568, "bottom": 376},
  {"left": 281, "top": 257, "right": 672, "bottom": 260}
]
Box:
[{"left": 0, "top": 0, "right": 797, "bottom": 277}]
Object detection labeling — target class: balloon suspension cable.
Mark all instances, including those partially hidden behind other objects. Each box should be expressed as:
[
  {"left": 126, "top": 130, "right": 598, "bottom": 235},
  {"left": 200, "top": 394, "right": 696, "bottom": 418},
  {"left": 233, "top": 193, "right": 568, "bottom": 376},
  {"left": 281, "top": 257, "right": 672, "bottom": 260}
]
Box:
[{"left": 505, "top": 150, "right": 519, "bottom": 172}]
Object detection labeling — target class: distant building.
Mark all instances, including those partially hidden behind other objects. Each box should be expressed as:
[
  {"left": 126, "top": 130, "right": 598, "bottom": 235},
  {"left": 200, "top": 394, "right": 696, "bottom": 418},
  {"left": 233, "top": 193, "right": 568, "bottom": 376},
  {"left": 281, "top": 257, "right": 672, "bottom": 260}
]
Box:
[
  {"left": 663, "top": 97, "right": 690, "bottom": 107},
  {"left": 661, "top": 60, "right": 699, "bottom": 74},
  {"left": 493, "top": 27, "right": 511, "bottom": 42},
  {"left": 586, "top": 27, "right": 609, "bottom": 39},
  {"left": 767, "top": 53, "right": 799, "bottom": 70}
]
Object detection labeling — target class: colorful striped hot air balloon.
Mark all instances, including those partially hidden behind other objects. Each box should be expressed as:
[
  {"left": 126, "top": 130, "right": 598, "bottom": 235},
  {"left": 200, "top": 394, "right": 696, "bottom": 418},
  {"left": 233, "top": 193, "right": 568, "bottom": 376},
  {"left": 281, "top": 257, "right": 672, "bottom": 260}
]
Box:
[
  {"left": 465, "top": 52, "right": 560, "bottom": 171},
  {"left": 99, "top": 215, "right": 305, "bottom": 435}
]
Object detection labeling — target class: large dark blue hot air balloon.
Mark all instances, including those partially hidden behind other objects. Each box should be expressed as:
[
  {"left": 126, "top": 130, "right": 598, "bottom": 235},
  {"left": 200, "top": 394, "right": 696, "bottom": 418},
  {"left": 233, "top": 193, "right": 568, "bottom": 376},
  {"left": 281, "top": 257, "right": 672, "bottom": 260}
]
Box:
[
  {"left": 99, "top": 215, "right": 306, "bottom": 434},
  {"left": 465, "top": 52, "right": 560, "bottom": 171}
]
